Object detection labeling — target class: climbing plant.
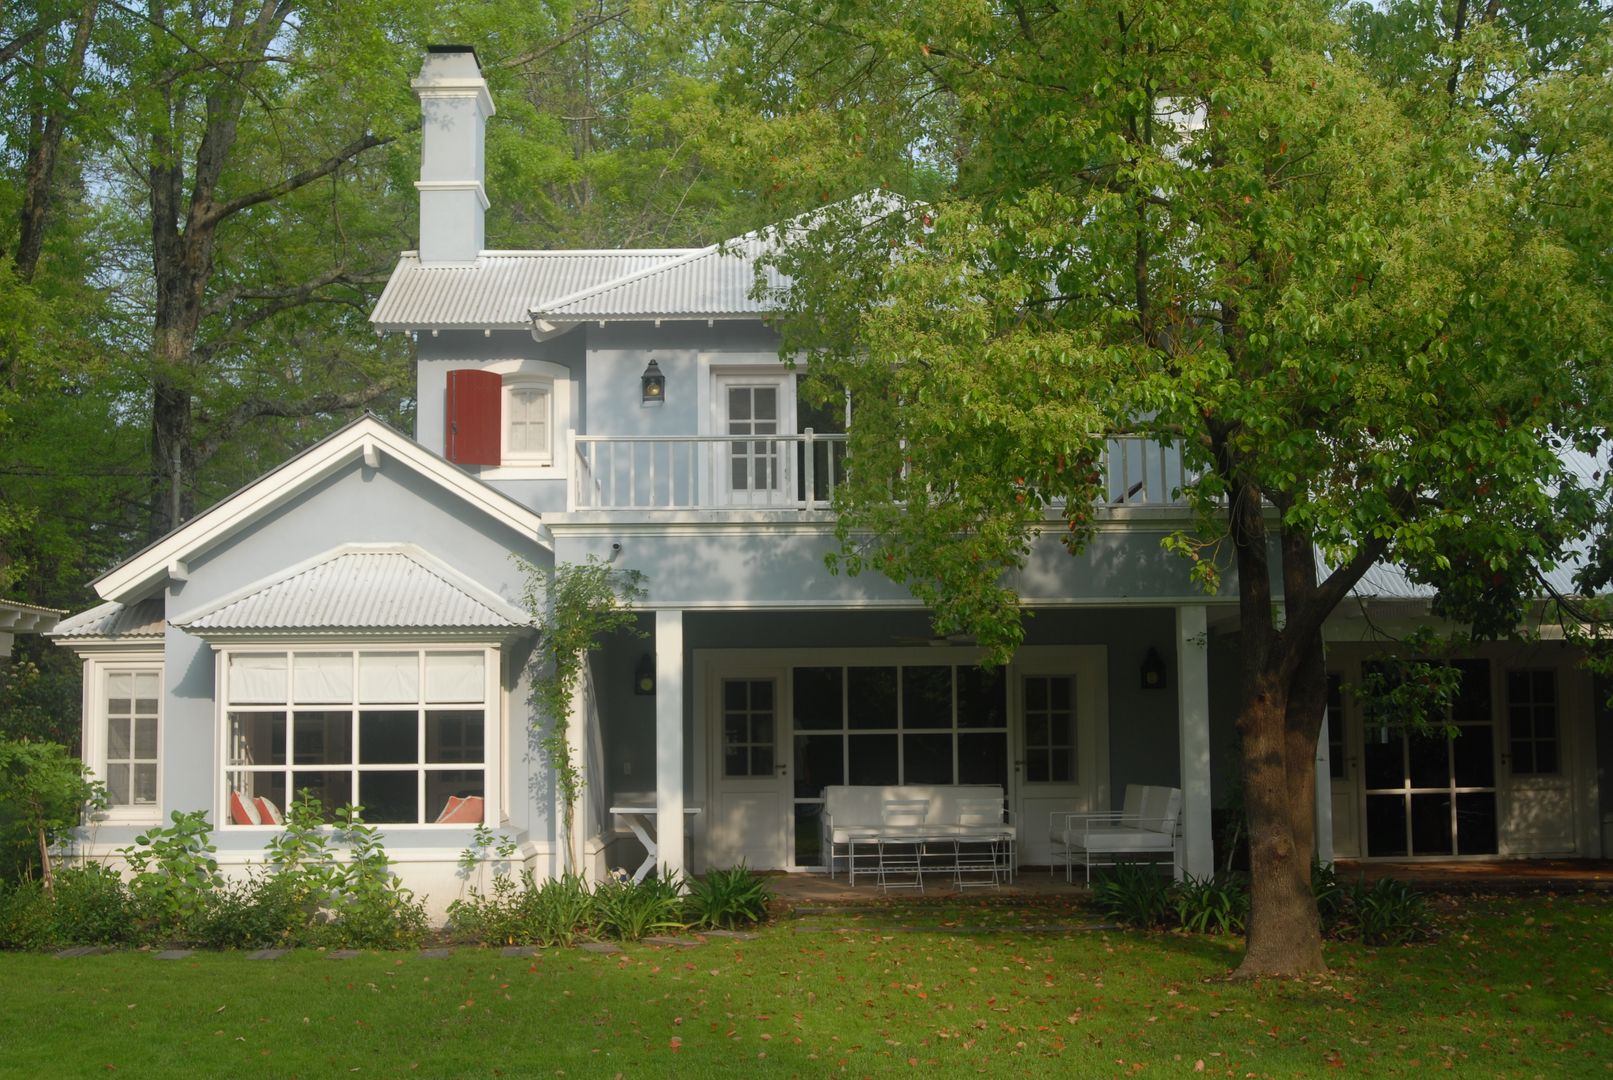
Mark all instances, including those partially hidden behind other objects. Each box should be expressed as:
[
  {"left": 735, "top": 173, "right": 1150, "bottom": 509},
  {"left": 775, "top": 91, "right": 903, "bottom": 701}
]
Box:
[{"left": 520, "top": 556, "right": 646, "bottom": 870}]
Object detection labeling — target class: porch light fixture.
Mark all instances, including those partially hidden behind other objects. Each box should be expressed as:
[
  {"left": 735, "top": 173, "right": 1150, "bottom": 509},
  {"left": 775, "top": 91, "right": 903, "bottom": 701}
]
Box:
[
  {"left": 634, "top": 653, "right": 656, "bottom": 695},
  {"left": 640, "top": 359, "right": 665, "bottom": 406},
  {"left": 1140, "top": 647, "right": 1167, "bottom": 691}
]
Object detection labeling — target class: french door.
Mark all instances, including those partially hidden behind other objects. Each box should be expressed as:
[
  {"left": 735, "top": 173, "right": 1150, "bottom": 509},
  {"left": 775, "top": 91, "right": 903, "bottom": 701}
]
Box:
[{"left": 715, "top": 374, "right": 794, "bottom": 504}]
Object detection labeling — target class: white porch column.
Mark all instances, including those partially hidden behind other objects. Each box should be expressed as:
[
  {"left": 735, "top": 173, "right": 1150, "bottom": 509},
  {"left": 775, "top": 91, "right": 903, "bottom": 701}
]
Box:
[
  {"left": 655, "top": 609, "right": 686, "bottom": 881},
  {"left": 1313, "top": 715, "right": 1335, "bottom": 866},
  {"left": 1176, "top": 604, "right": 1214, "bottom": 879}
]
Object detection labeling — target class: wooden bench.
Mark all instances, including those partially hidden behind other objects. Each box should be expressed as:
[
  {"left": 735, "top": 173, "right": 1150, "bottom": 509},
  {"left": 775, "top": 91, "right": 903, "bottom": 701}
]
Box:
[
  {"left": 1051, "top": 784, "right": 1182, "bottom": 884},
  {"left": 820, "top": 784, "right": 1017, "bottom": 887}
]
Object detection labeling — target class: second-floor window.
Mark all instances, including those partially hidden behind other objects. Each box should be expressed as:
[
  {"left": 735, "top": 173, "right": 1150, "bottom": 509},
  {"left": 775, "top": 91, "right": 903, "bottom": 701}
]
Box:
[{"left": 504, "top": 378, "right": 553, "bottom": 464}]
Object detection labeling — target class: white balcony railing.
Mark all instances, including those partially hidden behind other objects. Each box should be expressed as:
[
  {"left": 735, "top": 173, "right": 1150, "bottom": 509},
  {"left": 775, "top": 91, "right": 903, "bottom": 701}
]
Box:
[{"left": 569, "top": 432, "right": 1191, "bottom": 512}]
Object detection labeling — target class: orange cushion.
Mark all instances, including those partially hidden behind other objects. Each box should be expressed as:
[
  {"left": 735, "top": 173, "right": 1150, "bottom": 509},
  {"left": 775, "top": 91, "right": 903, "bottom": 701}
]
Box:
[
  {"left": 435, "top": 794, "right": 483, "bottom": 824},
  {"left": 229, "top": 790, "right": 261, "bottom": 826},
  {"left": 254, "top": 796, "right": 283, "bottom": 825}
]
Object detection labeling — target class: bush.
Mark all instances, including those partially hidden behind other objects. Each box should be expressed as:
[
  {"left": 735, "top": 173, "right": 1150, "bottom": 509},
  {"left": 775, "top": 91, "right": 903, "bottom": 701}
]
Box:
[
  {"left": 596, "top": 873, "right": 685, "bottom": 942},
  {"left": 0, "top": 877, "right": 53, "bottom": 949},
  {"left": 1092, "top": 863, "right": 1174, "bottom": 929},
  {"left": 50, "top": 864, "right": 139, "bottom": 946},
  {"left": 121, "top": 810, "right": 221, "bottom": 939},
  {"left": 1347, "top": 877, "right": 1433, "bottom": 946},
  {"left": 1171, "top": 873, "right": 1249, "bottom": 935},
  {"left": 685, "top": 865, "right": 770, "bottom": 929}
]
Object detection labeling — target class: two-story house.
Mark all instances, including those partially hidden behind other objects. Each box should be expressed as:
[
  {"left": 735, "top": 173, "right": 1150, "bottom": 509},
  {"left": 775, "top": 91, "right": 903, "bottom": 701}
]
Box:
[{"left": 51, "top": 47, "right": 1610, "bottom": 913}]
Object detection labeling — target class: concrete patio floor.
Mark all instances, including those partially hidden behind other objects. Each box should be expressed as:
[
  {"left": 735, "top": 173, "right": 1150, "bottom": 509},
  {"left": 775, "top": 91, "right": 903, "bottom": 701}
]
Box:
[{"left": 759, "top": 859, "right": 1613, "bottom": 906}]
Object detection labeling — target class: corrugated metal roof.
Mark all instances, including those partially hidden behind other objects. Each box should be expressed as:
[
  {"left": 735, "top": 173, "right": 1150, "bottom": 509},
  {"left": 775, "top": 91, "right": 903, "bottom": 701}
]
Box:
[
  {"left": 371, "top": 251, "right": 694, "bottom": 330},
  {"left": 52, "top": 598, "right": 165, "bottom": 640},
  {"left": 1341, "top": 559, "right": 1585, "bottom": 601},
  {"left": 533, "top": 233, "right": 790, "bottom": 321},
  {"left": 174, "top": 546, "right": 532, "bottom": 635}
]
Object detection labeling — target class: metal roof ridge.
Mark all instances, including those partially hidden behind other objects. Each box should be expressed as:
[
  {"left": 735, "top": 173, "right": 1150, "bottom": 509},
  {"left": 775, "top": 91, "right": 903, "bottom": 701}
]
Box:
[{"left": 529, "top": 237, "right": 738, "bottom": 317}]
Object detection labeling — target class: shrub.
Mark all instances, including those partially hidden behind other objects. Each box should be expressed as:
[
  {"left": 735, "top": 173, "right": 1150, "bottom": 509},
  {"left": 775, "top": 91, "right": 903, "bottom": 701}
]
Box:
[
  {"left": 1171, "top": 873, "right": 1249, "bottom": 935},
  {"left": 50, "top": 864, "right": 139, "bottom": 946},
  {"left": 0, "top": 877, "right": 53, "bottom": 950},
  {"left": 1312, "top": 860, "right": 1349, "bottom": 935},
  {"left": 685, "top": 865, "right": 770, "bottom": 929},
  {"left": 1092, "top": 863, "right": 1173, "bottom": 929},
  {"left": 121, "top": 811, "right": 221, "bottom": 939},
  {"left": 1349, "top": 877, "right": 1433, "bottom": 946},
  {"left": 595, "top": 874, "right": 685, "bottom": 942}
]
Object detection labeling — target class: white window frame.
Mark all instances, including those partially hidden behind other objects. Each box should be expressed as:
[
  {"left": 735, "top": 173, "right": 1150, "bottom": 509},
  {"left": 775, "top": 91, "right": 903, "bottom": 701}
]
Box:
[
  {"left": 214, "top": 643, "right": 502, "bottom": 829},
  {"left": 481, "top": 358, "right": 571, "bottom": 480},
  {"left": 502, "top": 376, "right": 554, "bottom": 466},
  {"left": 81, "top": 651, "right": 164, "bottom": 824}
]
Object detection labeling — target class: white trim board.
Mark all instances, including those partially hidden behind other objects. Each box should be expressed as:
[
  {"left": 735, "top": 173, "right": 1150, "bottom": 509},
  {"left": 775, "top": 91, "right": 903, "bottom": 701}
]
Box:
[{"left": 94, "top": 416, "right": 553, "bottom": 604}]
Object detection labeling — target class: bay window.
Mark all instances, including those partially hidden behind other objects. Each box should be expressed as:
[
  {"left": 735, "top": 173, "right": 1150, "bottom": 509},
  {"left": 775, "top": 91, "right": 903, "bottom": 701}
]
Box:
[{"left": 223, "top": 647, "right": 494, "bottom": 826}]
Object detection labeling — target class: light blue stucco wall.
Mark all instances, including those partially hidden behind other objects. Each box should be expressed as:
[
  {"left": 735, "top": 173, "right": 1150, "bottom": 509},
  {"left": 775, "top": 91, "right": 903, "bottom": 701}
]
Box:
[{"left": 147, "top": 456, "right": 552, "bottom": 858}]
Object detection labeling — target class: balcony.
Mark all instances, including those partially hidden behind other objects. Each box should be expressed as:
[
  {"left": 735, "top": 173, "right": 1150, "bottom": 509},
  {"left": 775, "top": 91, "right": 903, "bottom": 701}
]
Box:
[{"left": 569, "top": 433, "right": 1192, "bottom": 513}]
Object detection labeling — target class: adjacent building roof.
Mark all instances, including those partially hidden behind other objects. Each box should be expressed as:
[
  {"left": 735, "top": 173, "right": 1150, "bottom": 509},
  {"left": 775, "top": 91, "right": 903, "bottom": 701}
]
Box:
[
  {"left": 172, "top": 545, "right": 532, "bottom": 638},
  {"left": 51, "top": 597, "right": 164, "bottom": 641},
  {"left": 530, "top": 233, "right": 788, "bottom": 323},
  {"left": 92, "top": 415, "right": 552, "bottom": 605},
  {"left": 0, "top": 599, "right": 62, "bottom": 635},
  {"left": 371, "top": 250, "right": 695, "bottom": 331}
]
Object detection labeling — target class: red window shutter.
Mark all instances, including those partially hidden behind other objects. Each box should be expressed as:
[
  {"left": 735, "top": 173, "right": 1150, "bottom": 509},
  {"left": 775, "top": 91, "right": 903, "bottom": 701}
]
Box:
[{"left": 445, "top": 369, "right": 502, "bottom": 466}]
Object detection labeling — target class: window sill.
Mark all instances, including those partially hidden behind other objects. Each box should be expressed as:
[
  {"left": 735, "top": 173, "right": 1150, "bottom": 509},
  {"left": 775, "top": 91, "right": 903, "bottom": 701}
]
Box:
[{"left": 479, "top": 462, "right": 565, "bottom": 481}]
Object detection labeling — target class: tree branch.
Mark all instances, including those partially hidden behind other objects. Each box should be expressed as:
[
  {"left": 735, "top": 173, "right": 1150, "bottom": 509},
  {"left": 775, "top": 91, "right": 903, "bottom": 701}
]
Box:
[
  {"left": 200, "top": 128, "right": 404, "bottom": 228},
  {"left": 193, "top": 384, "right": 400, "bottom": 469}
]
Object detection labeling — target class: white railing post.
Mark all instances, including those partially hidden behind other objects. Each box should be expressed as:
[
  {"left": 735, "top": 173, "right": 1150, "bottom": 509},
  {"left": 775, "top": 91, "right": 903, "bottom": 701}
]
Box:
[{"left": 801, "top": 427, "right": 815, "bottom": 510}]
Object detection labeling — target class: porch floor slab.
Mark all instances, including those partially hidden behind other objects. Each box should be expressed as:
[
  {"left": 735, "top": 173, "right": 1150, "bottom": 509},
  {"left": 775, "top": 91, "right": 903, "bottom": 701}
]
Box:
[
  {"left": 1335, "top": 858, "right": 1613, "bottom": 890},
  {"left": 763, "top": 869, "right": 1092, "bottom": 905}
]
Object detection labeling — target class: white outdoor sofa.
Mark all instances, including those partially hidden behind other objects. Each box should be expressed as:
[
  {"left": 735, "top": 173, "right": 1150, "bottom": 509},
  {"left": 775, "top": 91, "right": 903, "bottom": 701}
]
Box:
[
  {"left": 821, "top": 784, "right": 1017, "bottom": 889},
  {"left": 1051, "top": 784, "right": 1183, "bottom": 884}
]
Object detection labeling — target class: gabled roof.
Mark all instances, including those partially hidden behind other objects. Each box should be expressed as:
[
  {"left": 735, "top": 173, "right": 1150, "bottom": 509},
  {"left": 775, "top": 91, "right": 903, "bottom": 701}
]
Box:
[
  {"left": 171, "top": 544, "right": 532, "bottom": 639},
  {"left": 530, "top": 232, "right": 788, "bottom": 323},
  {"left": 92, "top": 415, "right": 551, "bottom": 605},
  {"left": 50, "top": 598, "right": 165, "bottom": 641},
  {"left": 371, "top": 250, "right": 696, "bottom": 331}
]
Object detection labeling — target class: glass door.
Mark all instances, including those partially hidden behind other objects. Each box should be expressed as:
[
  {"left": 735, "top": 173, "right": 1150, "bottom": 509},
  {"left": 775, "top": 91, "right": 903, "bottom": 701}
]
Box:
[{"left": 1362, "top": 659, "right": 1498, "bottom": 857}]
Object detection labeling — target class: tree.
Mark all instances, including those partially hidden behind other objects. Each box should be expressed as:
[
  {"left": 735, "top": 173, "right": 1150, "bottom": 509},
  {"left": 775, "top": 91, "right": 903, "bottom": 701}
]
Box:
[
  {"left": 732, "top": 0, "right": 1613, "bottom": 976},
  {"left": 0, "top": 736, "right": 105, "bottom": 891}
]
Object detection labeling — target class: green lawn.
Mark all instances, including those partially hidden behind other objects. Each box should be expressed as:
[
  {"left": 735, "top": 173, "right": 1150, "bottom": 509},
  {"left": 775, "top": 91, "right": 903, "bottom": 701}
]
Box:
[{"left": 2, "top": 893, "right": 1608, "bottom": 1078}]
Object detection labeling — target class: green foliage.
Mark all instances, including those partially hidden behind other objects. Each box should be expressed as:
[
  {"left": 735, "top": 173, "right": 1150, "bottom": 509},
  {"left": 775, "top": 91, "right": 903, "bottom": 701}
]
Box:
[
  {"left": 0, "top": 877, "right": 54, "bottom": 950},
  {"left": 0, "top": 736, "right": 106, "bottom": 885},
  {"left": 0, "top": 653, "right": 81, "bottom": 747},
  {"left": 1340, "top": 878, "right": 1435, "bottom": 947},
  {"left": 121, "top": 811, "right": 222, "bottom": 935},
  {"left": 685, "top": 864, "right": 772, "bottom": 930},
  {"left": 448, "top": 872, "right": 601, "bottom": 947},
  {"left": 1171, "top": 874, "right": 1251, "bottom": 936},
  {"left": 521, "top": 556, "right": 646, "bottom": 870},
  {"left": 0, "top": 865, "right": 139, "bottom": 951},
  {"left": 594, "top": 873, "right": 686, "bottom": 942},
  {"left": 1092, "top": 864, "right": 1175, "bottom": 930}
]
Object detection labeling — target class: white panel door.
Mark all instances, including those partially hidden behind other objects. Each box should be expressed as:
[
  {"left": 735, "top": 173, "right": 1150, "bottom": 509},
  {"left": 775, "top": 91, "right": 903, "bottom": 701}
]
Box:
[
  {"left": 1326, "top": 674, "right": 1362, "bottom": 858},
  {"left": 706, "top": 674, "right": 790, "bottom": 869},
  {"left": 715, "top": 374, "right": 794, "bottom": 506},
  {"left": 1014, "top": 648, "right": 1108, "bottom": 866},
  {"left": 1499, "top": 669, "right": 1577, "bottom": 854}
]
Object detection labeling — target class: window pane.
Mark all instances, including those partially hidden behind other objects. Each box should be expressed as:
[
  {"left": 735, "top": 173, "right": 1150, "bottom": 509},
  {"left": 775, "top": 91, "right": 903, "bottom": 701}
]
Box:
[
  {"left": 133, "top": 717, "right": 157, "bottom": 760},
  {"left": 1456, "top": 792, "right": 1498, "bottom": 855},
  {"left": 957, "top": 667, "right": 1006, "bottom": 728},
  {"left": 231, "top": 771, "right": 287, "bottom": 820},
  {"left": 795, "top": 803, "right": 824, "bottom": 867},
  {"left": 360, "top": 772, "right": 419, "bottom": 823},
  {"left": 229, "top": 654, "right": 287, "bottom": 704},
  {"left": 427, "top": 710, "right": 484, "bottom": 763},
  {"left": 902, "top": 666, "right": 952, "bottom": 729},
  {"left": 132, "top": 671, "right": 160, "bottom": 704},
  {"left": 725, "top": 746, "right": 748, "bottom": 777},
  {"left": 426, "top": 771, "right": 484, "bottom": 823},
  {"left": 1408, "top": 732, "right": 1448, "bottom": 789},
  {"left": 359, "top": 653, "right": 418, "bottom": 704},
  {"left": 794, "top": 734, "right": 844, "bottom": 798},
  {"left": 108, "top": 716, "right": 130, "bottom": 759},
  {"left": 724, "top": 681, "right": 748, "bottom": 711},
  {"left": 295, "top": 711, "right": 352, "bottom": 765},
  {"left": 229, "top": 712, "right": 286, "bottom": 767},
  {"left": 1410, "top": 793, "right": 1453, "bottom": 855},
  {"left": 1534, "top": 742, "right": 1558, "bottom": 774},
  {"left": 847, "top": 734, "right": 897, "bottom": 785},
  {"left": 293, "top": 653, "right": 353, "bottom": 704},
  {"left": 290, "top": 771, "right": 351, "bottom": 820},
  {"left": 1024, "top": 748, "right": 1049, "bottom": 783},
  {"left": 1365, "top": 794, "right": 1407, "bottom": 856},
  {"left": 106, "top": 763, "right": 129, "bottom": 805},
  {"left": 425, "top": 652, "right": 485, "bottom": 704},
  {"left": 958, "top": 733, "right": 1007, "bottom": 786},
  {"left": 1363, "top": 729, "right": 1402, "bottom": 789},
  {"left": 847, "top": 667, "right": 897, "bottom": 729},
  {"left": 752, "top": 746, "right": 774, "bottom": 774},
  {"left": 360, "top": 710, "right": 418, "bottom": 764},
  {"left": 903, "top": 734, "right": 952, "bottom": 784},
  {"left": 106, "top": 672, "right": 132, "bottom": 703},
  {"left": 793, "top": 667, "right": 843, "bottom": 730},
  {"left": 133, "top": 764, "right": 158, "bottom": 804}
]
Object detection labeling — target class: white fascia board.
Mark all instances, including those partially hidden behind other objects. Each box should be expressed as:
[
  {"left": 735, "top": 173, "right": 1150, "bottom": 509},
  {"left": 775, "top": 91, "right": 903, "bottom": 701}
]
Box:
[{"left": 94, "top": 417, "right": 553, "bottom": 604}]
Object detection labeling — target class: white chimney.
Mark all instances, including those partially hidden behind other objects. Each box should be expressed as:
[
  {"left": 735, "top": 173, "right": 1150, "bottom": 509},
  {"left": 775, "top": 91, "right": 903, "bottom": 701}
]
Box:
[{"left": 412, "top": 46, "right": 494, "bottom": 264}]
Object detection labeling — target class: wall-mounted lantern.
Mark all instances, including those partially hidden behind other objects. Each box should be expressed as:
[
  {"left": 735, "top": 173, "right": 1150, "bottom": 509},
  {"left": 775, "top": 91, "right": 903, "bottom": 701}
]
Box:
[
  {"left": 634, "top": 653, "right": 656, "bottom": 695},
  {"left": 641, "top": 359, "right": 666, "bottom": 406},
  {"left": 1140, "top": 647, "right": 1168, "bottom": 691}
]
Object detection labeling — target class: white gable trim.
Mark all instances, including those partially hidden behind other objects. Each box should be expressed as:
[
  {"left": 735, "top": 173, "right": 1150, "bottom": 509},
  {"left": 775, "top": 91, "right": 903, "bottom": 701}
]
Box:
[{"left": 94, "top": 416, "right": 552, "bottom": 604}]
